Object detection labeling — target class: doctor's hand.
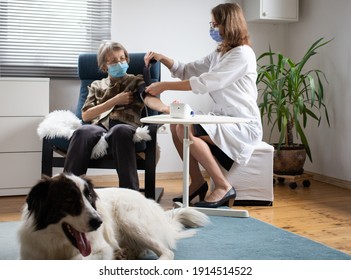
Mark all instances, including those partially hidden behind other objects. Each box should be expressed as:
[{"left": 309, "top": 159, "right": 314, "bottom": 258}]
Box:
[
  {"left": 144, "top": 51, "right": 162, "bottom": 67},
  {"left": 145, "top": 82, "right": 166, "bottom": 96}
]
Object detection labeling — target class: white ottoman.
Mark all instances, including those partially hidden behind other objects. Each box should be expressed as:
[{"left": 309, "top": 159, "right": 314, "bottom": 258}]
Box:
[{"left": 213, "top": 141, "right": 274, "bottom": 206}]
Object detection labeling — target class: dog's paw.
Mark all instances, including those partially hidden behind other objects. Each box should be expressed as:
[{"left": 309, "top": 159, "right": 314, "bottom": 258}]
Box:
[{"left": 114, "top": 248, "right": 128, "bottom": 260}]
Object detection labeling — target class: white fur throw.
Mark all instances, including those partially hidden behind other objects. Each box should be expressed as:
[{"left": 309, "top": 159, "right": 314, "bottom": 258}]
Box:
[
  {"left": 37, "top": 110, "right": 82, "bottom": 140},
  {"left": 37, "top": 110, "right": 156, "bottom": 160}
]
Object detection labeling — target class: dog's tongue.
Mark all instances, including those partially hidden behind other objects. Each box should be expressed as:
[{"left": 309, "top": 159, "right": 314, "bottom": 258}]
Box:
[{"left": 73, "top": 229, "right": 91, "bottom": 257}]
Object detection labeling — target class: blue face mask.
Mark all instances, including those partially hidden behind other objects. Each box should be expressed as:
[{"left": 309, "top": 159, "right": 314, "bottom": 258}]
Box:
[
  {"left": 210, "top": 27, "right": 223, "bottom": 43},
  {"left": 107, "top": 62, "right": 129, "bottom": 78}
]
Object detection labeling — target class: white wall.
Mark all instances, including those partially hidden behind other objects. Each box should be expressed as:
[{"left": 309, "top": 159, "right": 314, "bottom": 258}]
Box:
[
  {"left": 285, "top": 0, "right": 351, "bottom": 181},
  {"left": 49, "top": 0, "right": 351, "bottom": 182}
]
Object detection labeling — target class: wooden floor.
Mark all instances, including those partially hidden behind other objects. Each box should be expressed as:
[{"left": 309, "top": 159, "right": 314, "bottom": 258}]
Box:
[{"left": 1, "top": 176, "right": 351, "bottom": 255}]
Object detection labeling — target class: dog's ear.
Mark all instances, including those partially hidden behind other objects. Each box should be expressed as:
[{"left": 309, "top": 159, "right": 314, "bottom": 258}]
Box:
[
  {"left": 80, "top": 175, "right": 97, "bottom": 194},
  {"left": 26, "top": 175, "right": 52, "bottom": 212},
  {"left": 80, "top": 174, "right": 93, "bottom": 185},
  {"left": 80, "top": 174, "right": 99, "bottom": 208}
]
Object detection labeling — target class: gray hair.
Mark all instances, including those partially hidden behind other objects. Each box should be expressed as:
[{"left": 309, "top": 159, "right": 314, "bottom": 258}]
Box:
[{"left": 97, "top": 41, "right": 129, "bottom": 71}]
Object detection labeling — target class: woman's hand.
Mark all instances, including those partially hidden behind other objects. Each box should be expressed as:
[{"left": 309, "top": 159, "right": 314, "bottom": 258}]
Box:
[
  {"left": 144, "top": 51, "right": 174, "bottom": 69},
  {"left": 146, "top": 80, "right": 192, "bottom": 96},
  {"left": 114, "top": 91, "right": 133, "bottom": 105},
  {"left": 145, "top": 82, "right": 165, "bottom": 96},
  {"left": 144, "top": 51, "right": 162, "bottom": 66},
  {"left": 82, "top": 91, "right": 133, "bottom": 122}
]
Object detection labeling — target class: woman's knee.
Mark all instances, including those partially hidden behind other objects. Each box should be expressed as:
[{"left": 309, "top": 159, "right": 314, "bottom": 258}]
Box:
[
  {"left": 170, "top": 124, "right": 183, "bottom": 141},
  {"left": 107, "top": 124, "right": 135, "bottom": 141},
  {"left": 170, "top": 124, "right": 177, "bottom": 135},
  {"left": 72, "top": 125, "right": 104, "bottom": 139}
]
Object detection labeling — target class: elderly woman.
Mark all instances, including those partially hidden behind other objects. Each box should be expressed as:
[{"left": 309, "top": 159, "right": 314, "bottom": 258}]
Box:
[{"left": 64, "top": 41, "right": 169, "bottom": 190}]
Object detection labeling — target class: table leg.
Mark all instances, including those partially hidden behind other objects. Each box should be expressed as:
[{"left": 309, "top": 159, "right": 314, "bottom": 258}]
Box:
[
  {"left": 178, "top": 124, "right": 249, "bottom": 218},
  {"left": 182, "top": 124, "right": 191, "bottom": 207}
]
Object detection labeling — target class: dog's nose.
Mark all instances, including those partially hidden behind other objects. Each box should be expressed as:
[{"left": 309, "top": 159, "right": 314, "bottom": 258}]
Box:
[{"left": 89, "top": 216, "right": 103, "bottom": 230}]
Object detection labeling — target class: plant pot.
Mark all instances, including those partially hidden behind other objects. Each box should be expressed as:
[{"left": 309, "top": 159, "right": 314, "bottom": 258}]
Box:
[{"left": 273, "top": 144, "right": 306, "bottom": 175}]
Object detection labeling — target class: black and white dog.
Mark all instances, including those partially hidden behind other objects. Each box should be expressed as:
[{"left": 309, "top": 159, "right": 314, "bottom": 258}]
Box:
[{"left": 18, "top": 173, "right": 209, "bottom": 260}]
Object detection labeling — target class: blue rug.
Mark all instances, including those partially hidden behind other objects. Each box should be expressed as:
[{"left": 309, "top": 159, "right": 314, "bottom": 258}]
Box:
[{"left": 1, "top": 216, "right": 350, "bottom": 260}]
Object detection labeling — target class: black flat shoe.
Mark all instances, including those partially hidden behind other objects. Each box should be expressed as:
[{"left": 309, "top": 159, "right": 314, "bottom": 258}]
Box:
[
  {"left": 194, "top": 187, "right": 236, "bottom": 208},
  {"left": 173, "top": 182, "right": 208, "bottom": 203}
]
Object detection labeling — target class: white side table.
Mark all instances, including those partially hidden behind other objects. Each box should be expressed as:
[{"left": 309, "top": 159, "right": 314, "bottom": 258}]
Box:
[{"left": 141, "top": 114, "right": 251, "bottom": 218}]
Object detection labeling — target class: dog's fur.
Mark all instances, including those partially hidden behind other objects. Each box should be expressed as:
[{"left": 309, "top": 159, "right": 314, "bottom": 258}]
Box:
[{"left": 18, "top": 173, "right": 209, "bottom": 260}]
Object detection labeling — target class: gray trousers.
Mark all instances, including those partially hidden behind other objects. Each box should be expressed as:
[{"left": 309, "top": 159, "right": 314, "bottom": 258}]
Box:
[{"left": 64, "top": 122, "right": 139, "bottom": 190}]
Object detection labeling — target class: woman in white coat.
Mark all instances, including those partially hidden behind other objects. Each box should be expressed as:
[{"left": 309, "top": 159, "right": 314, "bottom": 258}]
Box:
[{"left": 144, "top": 3, "right": 262, "bottom": 208}]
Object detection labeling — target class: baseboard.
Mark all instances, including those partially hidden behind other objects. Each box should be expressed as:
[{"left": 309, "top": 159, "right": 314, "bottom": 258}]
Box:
[
  {"left": 155, "top": 172, "right": 184, "bottom": 180},
  {"left": 88, "top": 171, "right": 209, "bottom": 184},
  {"left": 88, "top": 171, "right": 351, "bottom": 191},
  {"left": 88, "top": 173, "right": 180, "bottom": 184},
  {"left": 155, "top": 171, "right": 210, "bottom": 180},
  {"left": 306, "top": 171, "right": 351, "bottom": 190}
]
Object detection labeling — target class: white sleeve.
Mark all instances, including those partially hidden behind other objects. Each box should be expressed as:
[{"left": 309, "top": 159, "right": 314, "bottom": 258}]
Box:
[
  {"left": 189, "top": 47, "right": 252, "bottom": 94},
  {"left": 170, "top": 53, "right": 213, "bottom": 80}
]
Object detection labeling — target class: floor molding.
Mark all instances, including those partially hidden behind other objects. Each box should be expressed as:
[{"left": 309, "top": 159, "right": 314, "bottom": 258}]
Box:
[
  {"left": 306, "top": 171, "right": 351, "bottom": 190},
  {"left": 88, "top": 171, "right": 209, "bottom": 184},
  {"left": 88, "top": 171, "right": 351, "bottom": 191}
]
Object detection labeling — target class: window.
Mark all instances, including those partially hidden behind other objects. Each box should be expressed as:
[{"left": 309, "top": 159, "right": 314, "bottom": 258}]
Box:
[{"left": 0, "top": 0, "right": 111, "bottom": 78}]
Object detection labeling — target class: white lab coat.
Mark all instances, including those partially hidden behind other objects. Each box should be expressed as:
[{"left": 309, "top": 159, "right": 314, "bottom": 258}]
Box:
[{"left": 170, "top": 45, "right": 262, "bottom": 165}]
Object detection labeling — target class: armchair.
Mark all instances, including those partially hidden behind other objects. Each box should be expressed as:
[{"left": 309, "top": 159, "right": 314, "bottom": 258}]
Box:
[{"left": 41, "top": 53, "right": 163, "bottom": 201}]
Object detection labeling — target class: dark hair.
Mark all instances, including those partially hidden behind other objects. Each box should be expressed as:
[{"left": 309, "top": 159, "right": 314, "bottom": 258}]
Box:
[{"left": 212, "top": 3, "right": 251, "bottom": 54}]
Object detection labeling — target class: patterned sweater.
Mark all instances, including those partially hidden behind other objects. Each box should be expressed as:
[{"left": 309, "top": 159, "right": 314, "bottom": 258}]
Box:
[{"left": 82, "top": 74, "right": 145, "bottom": 129}]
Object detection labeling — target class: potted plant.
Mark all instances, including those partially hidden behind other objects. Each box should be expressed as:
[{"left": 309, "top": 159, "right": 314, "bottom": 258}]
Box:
[{"left": 256, "top": 37, "right": 331, "bottom": 175}]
